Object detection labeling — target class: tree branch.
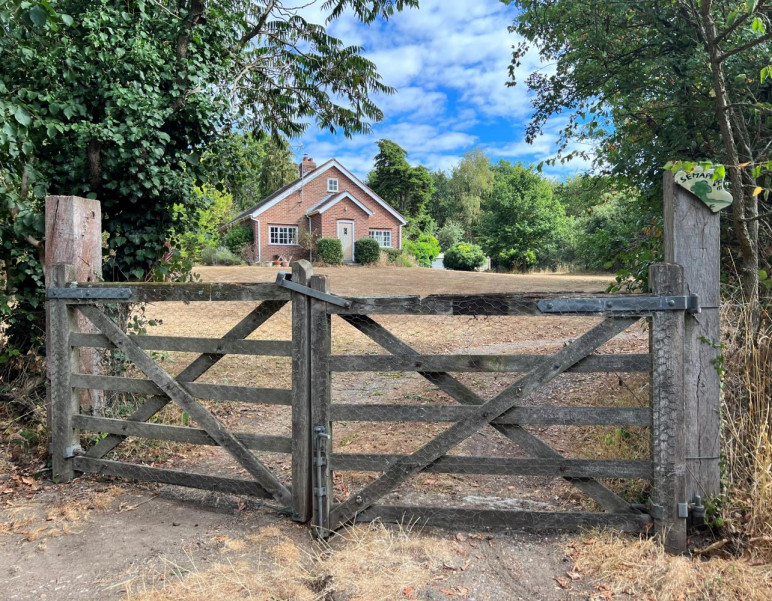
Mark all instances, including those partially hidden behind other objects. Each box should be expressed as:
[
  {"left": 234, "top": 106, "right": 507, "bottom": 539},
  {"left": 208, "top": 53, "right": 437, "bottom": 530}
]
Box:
[
  {"left": 239, "top": 0, "right": 277, "bottom": 46},
  {"left": 719, "top": 30, "right": 772, "bottom": 62}
]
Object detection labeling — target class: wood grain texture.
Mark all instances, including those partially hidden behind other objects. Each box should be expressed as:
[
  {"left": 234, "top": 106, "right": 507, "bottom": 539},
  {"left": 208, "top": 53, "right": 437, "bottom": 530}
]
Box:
[
  {"left": 70, "top": 333, "right": 291, "bottom": 356},
  {"left": 73, "top": 415, "right": 292, "bottom": 452},
  {"left": 330, "top": 405, "right": 651, "bottom": 426},
  {"left": 664, "top": 172, "right": 721, "bottom": 502},
  {"left": 331, "top": 455, "right": 652, "bottom": 478},
  {"left": 650, "top": 263, "right": 688, "bottom": 552},
  {"left": 291, "top": 260, "right": 313, "bottom": 522},
  {"left": 47, "top": 264, "right": 80, "bottom": 482},
  {"left": 73, "top": 457, "right": 275, "bottom": 498},
  {"left": 330, "top": 317, "right": 636, "bottom": 529},
  {"left": 357, "top": 505, "right": 652, "bottom": 533},
  {"left": 86, "top": 300, "right": 287, "bottom": 459},
  {"left": 339, "top": 314, "right": 636, "bottom": 514},
  {"left": 71, "top": 373, "right": 291, "bottom": 405},
  {"left": 77, "top": 304, "right": 292, "bottom": 507},
  {"left": 59, "top": 282, "right": 289, "bottom": 302}
]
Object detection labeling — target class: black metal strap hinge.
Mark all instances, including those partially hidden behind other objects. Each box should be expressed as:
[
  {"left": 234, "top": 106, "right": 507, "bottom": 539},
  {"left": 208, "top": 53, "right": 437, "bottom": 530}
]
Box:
[
  {"left": 275, "top": 272, "right": 351, "bottom": 308},
  {"left": 538, "top": 294, "right": 700, "bottom": 314}
]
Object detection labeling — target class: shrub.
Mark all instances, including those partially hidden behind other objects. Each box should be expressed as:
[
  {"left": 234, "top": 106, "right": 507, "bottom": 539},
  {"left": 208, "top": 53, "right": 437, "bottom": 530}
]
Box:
[
  {"left": 200, "top": 246, "right": 243, "bottom": 266},
  {"left": 224, "top": 225, "right": 253, "bottom": 255},
  {"left": 383, "top": 248, "right": 415, "bottom": 267},
  {"left": 315, "top": 237, "right": 343, "bottom": 264},
  {"left": 354, "top": 237, "right": 381, "bottom": 265},
  {"left": 402, "top": 233, "right": 440, "bottom": 268},
  {"left": 436, "top": 220, "right": 464, "bottom": 251},
  {"left": 443, "top": 242, "right": 486, "bottom": 271}
]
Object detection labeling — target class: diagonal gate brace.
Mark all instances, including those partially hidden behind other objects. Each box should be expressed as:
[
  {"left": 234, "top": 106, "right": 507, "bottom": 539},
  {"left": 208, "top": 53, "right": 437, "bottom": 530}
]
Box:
[{"left": 276, "top": 272, "right": 351, "bottom": 308}]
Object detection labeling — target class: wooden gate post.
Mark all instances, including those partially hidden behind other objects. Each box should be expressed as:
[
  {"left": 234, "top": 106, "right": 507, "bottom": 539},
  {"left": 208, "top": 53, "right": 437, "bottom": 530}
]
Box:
[
  {"left": 650, "top": 262, "right": 688, "bottom": 552},
  {"left": 663, "top": 172, "right": 721, "bottom": 502},
  {"left": 45, "top": 195, "right": 103, "bottom": 413},
  {"left": 47, "top": 263, "right": 80, "bottom": 482},
  {"left": 309, "top": 274, "right": 333, "bottom": 535},
  {"left": 291, "top": 260, "right": 313, "bottom": 522}
]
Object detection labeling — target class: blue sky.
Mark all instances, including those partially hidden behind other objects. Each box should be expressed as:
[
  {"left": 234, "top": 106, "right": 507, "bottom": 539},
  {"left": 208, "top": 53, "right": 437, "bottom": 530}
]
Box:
[{"left": 293, "top": 0, "right": 592, "bottom": 179}]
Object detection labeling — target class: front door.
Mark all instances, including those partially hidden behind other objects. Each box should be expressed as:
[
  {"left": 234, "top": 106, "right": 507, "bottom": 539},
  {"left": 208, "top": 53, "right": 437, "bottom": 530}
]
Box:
[{"left": 337, "top": 221, "right": 354, "bottom": 262}]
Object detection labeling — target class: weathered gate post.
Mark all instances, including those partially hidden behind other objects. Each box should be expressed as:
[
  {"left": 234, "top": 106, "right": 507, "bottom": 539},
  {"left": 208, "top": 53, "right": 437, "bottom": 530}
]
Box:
[
  {"left": 650, "top": 262, "right": 688, "bottom": 552},
  {"left": 309, "top": 274, "right": 333, "bottom": 535},
  {"left": 663, "top": 173, "right": 721, "bottom": 503},
  {"left": 47, "top": 263, "right": 80, "bottom": 482},
  {"left": 45, "top": 195, "right": 103, "bottom": 412},
  {"left": 291, "top": 260, "right": 313, "bottom": 522}
]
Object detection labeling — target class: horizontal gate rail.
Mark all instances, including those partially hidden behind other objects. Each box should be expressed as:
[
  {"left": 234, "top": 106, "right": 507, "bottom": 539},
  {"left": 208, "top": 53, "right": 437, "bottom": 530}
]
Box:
[
  {"left": 357, "top": 506, "right": 652, "bottom": 533},
  {"left": 73, "top": 457, "right": 277, "bottom": 499},
  {"left": 71, "top": 373, "right": 292, "bottom": 405},
  {"left": 73, "top": 415, "right": 293, "bottom": 453},
  {"left": 47, "top": 282, "right": 290, "bottom": 303},
  {"left": 329, "top": 405, "right": 651, "bottom": 426},
  {"left": 331, "top": 455, "right": 653, "bottom": 478},
  {"left": 325, "top": 292, "right": 692, "bottom": 316},
  {"left": 329, "top": 353, "right": 650, "bottom": 373},
  {"left": 70, "top": 333, "right": 291, "bottom": 356}
]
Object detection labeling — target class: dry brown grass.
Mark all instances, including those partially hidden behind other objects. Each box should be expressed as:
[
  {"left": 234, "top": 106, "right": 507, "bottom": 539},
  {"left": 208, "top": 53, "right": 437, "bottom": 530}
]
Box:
[
  {"left": 124, "top": 521, "right": 454, "bottom": 601},
  {"left": 568, "top": 530, "right": 772, "bottom": 600}
]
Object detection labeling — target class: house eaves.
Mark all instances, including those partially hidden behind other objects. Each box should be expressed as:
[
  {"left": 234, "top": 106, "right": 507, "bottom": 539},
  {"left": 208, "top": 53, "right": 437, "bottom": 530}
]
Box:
[{"left": 306, "top": 191, "right": 374, "bottom": 217}]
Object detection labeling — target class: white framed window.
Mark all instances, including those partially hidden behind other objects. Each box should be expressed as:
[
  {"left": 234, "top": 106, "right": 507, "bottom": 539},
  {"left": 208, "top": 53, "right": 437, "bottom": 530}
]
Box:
[
  {"left": 327, "top": 178, "right": 339, "bottom": 192},
  {"left": 269, "top": 225, "right": 298, "bottom": 245},
  {"left": 369, "top": 229, "right": 392, "bottom": 248}
]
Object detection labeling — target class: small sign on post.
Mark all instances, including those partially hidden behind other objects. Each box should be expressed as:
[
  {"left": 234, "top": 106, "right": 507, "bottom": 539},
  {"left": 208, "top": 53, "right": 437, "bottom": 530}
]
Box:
[{"left": 673, "top": 166, "right": 733, "bottom": 213}]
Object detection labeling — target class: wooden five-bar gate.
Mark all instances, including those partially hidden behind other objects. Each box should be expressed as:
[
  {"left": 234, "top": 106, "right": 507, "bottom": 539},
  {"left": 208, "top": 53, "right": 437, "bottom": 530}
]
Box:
[{"left": 47, "top": 261, "right": 693, "bottom": 551}]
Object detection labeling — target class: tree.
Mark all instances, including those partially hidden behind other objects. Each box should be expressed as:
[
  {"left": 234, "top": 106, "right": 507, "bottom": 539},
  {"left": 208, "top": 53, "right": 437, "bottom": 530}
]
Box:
[
  {"left": 479, "top": 161, "right": 567, "bottom": 271},
  {"left": 506, "top": 0, "right": 772, "bottom": 316},
  {"left": 201, "top": 133, "right": 297, "bottom": 211},
  {"left": 367, "top": 139, "right": 434, "bottom": 218},
  {"left": 446, "top": 150, "right": 494, "bottom": 240},
  {"left": 0, "top": 0, "right": 418, "bottom": 364}
]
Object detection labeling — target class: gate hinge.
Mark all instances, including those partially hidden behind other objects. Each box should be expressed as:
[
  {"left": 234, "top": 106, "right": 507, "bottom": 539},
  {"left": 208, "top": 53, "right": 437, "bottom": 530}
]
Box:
[
  {"left": 63, "top": 445, "right": 84, "bottom": 459},
  {"left": 275, "top": 272, "right": 351, "bottom": 308},
  {"left": 314, "top": 487, "right": 328, "bottom": 498},
  {"left": 646, "top": 499, "right": 689, "bottom": 520}
]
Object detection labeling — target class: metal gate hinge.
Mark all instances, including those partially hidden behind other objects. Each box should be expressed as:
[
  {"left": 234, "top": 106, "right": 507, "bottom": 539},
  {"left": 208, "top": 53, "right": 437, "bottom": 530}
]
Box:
[
  {"left": 314, "top": 487, "right": 328, "bottom": 498},
  {"left": 63, "top": 445, "right": 84, "bottom": 459},
  {"left": 647, "top": 499, "right": 665, "bottom": 520},
  {"left": 538, "top": 294, "right": 700, "bottom": 314},
  {"left": 275, "top": 272, "right": 351, "bottom": 307}
]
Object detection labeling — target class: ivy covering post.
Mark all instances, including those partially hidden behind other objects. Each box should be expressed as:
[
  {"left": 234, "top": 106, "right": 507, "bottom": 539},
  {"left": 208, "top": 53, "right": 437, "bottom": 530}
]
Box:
[{"left": 663, "top": 172, "right": 721, "bottom": 504}]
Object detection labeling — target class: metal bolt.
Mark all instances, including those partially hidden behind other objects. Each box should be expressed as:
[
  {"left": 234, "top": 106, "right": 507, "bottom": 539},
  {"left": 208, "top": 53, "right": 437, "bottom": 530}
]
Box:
[
  {"left": 606, "top": 301, "right": 613, "bottom": 308},
  {"left": 355, "top": 495, "right": 364, "bottom": 505},
  {"left": 553, "top": 362, "right": 560, "bottom": 370},
  {"left": 546, "top": 303, "right": 554, "bottom": 310},
  {"left": 667, "top": 299, "right": 675, "bottom": 307}
]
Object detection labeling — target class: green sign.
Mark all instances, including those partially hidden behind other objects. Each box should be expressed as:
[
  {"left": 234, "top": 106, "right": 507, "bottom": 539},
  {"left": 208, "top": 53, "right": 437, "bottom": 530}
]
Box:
[{"left": 674, "top": 167, "right": 733, "bottom": 213}]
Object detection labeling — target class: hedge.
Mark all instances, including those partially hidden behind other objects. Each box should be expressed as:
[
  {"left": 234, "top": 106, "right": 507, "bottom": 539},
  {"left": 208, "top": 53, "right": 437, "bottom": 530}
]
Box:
[
  {"left": 354, "top": 237, "right": 381, "bottom": 265},
  {"left": 315, "top": 237, "right": 343, "bottom": 264},
  {"left": 443, "top": 242, "right": 486, "bottom": 271}
]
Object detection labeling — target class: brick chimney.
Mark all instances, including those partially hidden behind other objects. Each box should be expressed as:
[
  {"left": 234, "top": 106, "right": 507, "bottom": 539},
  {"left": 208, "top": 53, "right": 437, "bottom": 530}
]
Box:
[{"left": 299, "top": 154, "right": 317, "bottom": 178}]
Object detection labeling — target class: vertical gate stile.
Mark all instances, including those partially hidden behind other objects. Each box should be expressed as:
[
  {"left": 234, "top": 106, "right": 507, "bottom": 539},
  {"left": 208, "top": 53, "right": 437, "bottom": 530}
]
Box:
[
  {"left": 291, "top": 260, "right": 314, "bottom": 522},
  {"left": 650, "top": 263, "right": 688, "bottom": 552},
  {"left": 47, "top": 263, "right": 80, "bottom": 482},
  {"left": 309, "top": 274, "right": 332, "bottom": 536}
]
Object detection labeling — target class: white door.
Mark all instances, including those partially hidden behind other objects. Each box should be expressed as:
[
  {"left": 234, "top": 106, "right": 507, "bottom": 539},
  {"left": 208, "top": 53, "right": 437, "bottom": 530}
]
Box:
[{"left": 338, "top": 221, "right": 354, "bottom": 261}]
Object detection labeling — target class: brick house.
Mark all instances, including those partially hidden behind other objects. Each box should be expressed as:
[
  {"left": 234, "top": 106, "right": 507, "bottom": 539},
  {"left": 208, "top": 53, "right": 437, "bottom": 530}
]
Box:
[{"left": 229, "top": 156, "right": 407, "bottom": 264}]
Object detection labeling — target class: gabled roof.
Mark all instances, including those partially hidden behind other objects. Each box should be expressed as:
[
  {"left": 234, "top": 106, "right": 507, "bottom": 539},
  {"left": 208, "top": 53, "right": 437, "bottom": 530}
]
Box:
[
  {"left": 306, "top": 191, "right": 374, "bottom": 217},
  {"left": 228, "top": 159, "right": 407, "bottom": 226}
]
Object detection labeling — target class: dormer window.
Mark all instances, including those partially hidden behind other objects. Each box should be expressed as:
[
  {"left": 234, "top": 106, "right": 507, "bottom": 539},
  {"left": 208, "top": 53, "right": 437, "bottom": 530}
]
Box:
[{"left": 327, "top": 178, "right": 339, "bottom": 192}]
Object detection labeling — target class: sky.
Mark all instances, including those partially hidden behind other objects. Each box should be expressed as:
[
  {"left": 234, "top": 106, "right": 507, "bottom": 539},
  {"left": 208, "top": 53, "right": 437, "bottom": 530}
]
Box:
[{"left": 293, "top": 0, "right": 592, "bottom": 180}]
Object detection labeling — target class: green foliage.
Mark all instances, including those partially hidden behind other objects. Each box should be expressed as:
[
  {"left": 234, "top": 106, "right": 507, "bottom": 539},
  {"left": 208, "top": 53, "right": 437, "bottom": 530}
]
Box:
[
  {"left": 172, "top": 186, "right": 234, "bottom": 261},
  {"left": 224, "top": 225, "right": 253, "bottom": 255},
  {"left": 383, "top": 248, "right": 415, "bottom": 267},
  {"left": 402, "top": 233, "right": 440, "bottom": 268},
  {"left": 368, "top": 139, "right": 434, "bottom": 219},
  {"left": 201, "top": 133, "right": 297, "bottom": 211},
  {"left": 315, "top": 237, "right": 343, "bottom": 265},
  {"left": 436, "top": 220, "right": 464, "bottom": 251},
  {"left": 354, "top": 237, "right": 381, "bottom": 265},
  {"left": 200, "top": 246, "right": 243, "bottom": 266},
  {"left": 443, "top": 242, "right": 486, "bottom": 271},
  {"left": 479, "top": 161, "right": 567, "bottom": 271}
]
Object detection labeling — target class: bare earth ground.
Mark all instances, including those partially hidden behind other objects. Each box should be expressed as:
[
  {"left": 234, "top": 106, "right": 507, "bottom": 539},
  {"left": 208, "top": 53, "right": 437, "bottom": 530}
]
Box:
[{"left": 1, "top": 266, "right": 658, "bottom": 600}]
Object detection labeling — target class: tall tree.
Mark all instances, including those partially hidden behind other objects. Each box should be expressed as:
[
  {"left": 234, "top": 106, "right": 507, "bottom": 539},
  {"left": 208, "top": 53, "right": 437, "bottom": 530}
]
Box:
[
  {"left": 447, "top": 150, "right": 494, "bottom": 240},
  {"left": 506, "top": 0, "right": 772, "bottom": 316},
  {"left": 0, "top": 0, "right": 418, "bottom": 363},
  {"left": 368, "top": 139, "right": 434, "bottom": 219}
]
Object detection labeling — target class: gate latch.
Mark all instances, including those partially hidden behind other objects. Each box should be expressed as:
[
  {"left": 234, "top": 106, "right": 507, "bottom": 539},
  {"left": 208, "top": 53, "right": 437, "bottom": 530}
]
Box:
[
  {"left": 276, "top": 272, "right": 351, "bottom": 308},
  {"left": 313, "top": 425, "right": 331, "bottom": 499}
]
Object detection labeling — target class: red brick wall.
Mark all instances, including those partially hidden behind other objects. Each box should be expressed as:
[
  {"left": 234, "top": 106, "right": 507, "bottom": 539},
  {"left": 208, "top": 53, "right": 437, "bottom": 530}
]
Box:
[{"left": 252, "top": 165, "right": 403, "bottom": 263}]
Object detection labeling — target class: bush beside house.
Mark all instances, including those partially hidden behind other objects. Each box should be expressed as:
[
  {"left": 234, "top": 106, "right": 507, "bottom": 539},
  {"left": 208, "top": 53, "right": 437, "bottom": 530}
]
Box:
[
  {"left": 354, "top": 237, "right": 381, "bottom": 265},
  {"left": 316, "top": 238, "right": 344, "bottom": 264}
]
